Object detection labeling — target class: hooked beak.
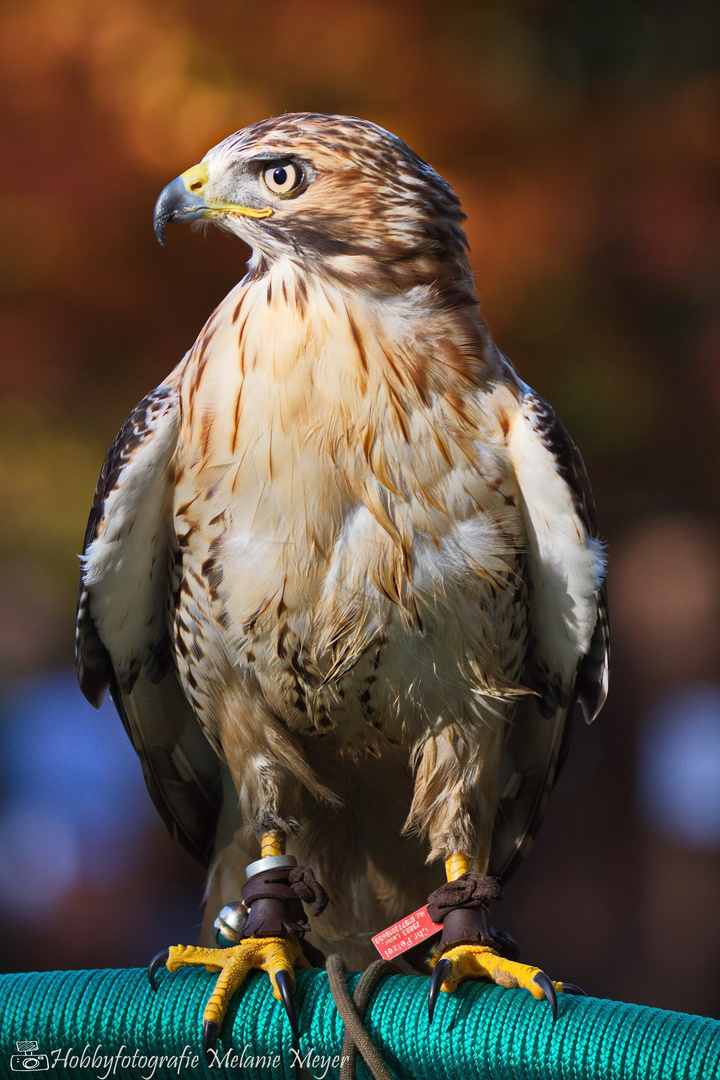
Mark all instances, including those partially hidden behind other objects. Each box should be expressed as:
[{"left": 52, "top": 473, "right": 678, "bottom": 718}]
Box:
[{"left": 153, "top": 162, "right": 273, "bottom": 245}]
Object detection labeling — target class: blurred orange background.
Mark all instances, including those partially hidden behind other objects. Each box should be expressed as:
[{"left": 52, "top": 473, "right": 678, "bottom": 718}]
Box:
[{"left": 1, "top": 0, "right": 720, "bottom": 1017}]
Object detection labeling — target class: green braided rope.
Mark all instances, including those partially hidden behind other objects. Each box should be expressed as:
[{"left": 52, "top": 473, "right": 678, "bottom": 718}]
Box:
[{"left": 1, "top": 966, "right": 718, "bottom": 1079}]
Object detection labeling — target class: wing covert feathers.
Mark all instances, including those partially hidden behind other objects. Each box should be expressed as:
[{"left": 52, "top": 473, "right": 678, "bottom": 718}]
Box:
[
  {"left": 76, "top": 382, "right": 179, "bottom": 702},
  {"left": 489, "top": 381, "right": 609, "bottom": 882},
  {"left": 75, "top": 376, "right": 224, "bottom": 866}
]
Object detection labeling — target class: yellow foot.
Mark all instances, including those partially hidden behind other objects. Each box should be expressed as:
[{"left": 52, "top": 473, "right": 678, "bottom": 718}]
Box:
[
  {"left": 428, "top": 942, "right": 583, "bottom": 1022},
  {"left": 150, "top": 936, "right": 310, "bottom": 1061}
]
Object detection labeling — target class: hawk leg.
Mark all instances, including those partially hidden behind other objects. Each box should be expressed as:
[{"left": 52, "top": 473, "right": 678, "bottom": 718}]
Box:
[
  {"left": 426, "top": 855, "right": 585, "bottom": 1021},
  {"left": 149, "top": 831, "right": 327, "bottom": 1063}
]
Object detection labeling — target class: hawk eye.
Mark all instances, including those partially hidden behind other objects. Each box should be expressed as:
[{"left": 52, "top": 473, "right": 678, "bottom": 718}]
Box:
[{"left": 262, "top": 162, "right": 303, "bottom": 196}]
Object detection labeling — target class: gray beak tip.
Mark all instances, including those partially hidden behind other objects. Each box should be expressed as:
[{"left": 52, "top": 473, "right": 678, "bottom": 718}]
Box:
[{"left": 153, "top": 174, "right": 207, "bottom": 248}]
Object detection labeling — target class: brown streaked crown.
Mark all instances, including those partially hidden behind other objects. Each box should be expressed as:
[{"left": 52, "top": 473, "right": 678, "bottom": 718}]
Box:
[{"left": 204, "top": 113, "right": 474, "bottom": 303}]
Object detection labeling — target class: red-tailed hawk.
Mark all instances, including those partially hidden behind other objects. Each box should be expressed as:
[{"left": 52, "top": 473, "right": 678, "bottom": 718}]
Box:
[{"left": 76, "top": 113, "right": 608, "bottom": 1056}]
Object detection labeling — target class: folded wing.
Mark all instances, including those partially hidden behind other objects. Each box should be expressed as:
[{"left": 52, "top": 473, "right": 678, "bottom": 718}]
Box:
[
  {"left": 490, "top": 382, "right": 609, "bottom": 881},
  {"left": 76, "top": 380, "right": 224, "bottom": 864}
]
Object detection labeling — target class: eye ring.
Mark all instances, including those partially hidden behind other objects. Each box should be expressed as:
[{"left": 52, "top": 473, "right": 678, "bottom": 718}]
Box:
[{"left": 262, "top": 162, "right": 304, "bottom": 197}]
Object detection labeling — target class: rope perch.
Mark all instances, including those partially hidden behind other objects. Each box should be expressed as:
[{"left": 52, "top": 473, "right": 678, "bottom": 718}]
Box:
[{"left": 1, "top": 964, "right": 719, "bottom": 1079}]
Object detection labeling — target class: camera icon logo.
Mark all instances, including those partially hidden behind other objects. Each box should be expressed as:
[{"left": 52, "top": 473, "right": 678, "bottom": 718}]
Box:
[{"left": 10, "top": 1041, "right": 50, "bottom": 1071}]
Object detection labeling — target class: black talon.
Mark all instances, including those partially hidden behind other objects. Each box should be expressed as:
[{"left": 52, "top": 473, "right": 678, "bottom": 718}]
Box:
[
  {"left": 533, "top": 971, "right": 557, "bottom": 1021},
  {"left": 428, "top": 957, "right": 451, "bottom": 1023},
  {"left": 275, "top": 968, "right": 299, "bottom": 1042},
  {"left": 561, "top": 982, "right": 587, "bottom": 996},
  {"left": 203, "top": 1021, "right": 218, "bottom": 1067},
  {"left": 148, "top": 949, "right": 169, "bottom": 990}
]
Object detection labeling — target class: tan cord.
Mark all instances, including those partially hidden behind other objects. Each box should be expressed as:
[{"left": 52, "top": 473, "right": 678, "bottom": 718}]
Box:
[{"left": 326, "top": 954, "right": 402, "bottom": 1080}]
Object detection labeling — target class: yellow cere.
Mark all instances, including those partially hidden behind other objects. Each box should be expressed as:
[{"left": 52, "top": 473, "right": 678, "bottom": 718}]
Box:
[{"left": 181, "top": 162, "right": 210, "bottom": 193}]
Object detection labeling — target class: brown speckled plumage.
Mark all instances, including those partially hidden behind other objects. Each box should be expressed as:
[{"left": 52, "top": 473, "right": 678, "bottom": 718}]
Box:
[{"left": 77, "top": 114, "right": 608, "bottom": 964}]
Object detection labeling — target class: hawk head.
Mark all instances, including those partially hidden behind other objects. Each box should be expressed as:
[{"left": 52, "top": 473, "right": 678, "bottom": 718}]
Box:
[{"left": 154, "top": 113, "right": 472, "bottom": 297}]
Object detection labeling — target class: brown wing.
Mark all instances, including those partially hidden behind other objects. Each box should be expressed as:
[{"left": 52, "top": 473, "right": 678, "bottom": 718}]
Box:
[
  {"left": 76, "top": 380, "right": 225, "bottom": 865},
  {"left": 489, "top": 383, "right": 609, "bottom": 882}
]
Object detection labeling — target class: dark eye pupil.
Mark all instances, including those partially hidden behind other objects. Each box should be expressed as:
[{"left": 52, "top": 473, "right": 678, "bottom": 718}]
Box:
[{"left": 273, "top": 167, "right": 288, "bottom": 186}]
